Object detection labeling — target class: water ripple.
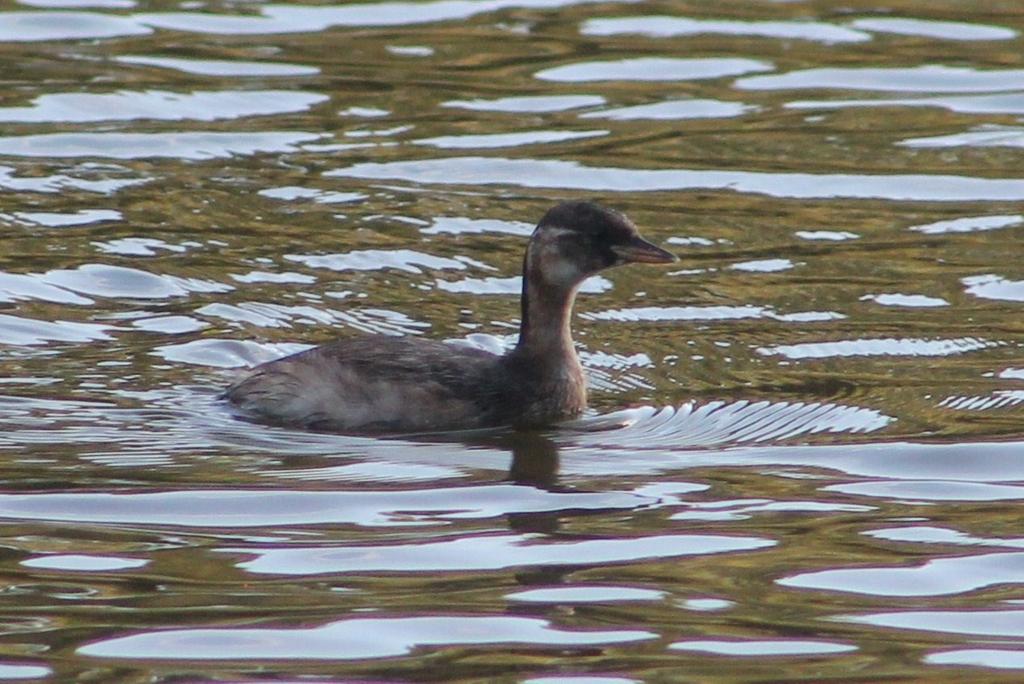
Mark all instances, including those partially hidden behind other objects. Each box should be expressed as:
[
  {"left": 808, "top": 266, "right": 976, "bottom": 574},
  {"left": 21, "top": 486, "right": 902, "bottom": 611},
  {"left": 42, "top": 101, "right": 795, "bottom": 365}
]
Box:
[
  {"left": 443, "top": 95, "right": 606, "bottom": 113},
  {"left": 825, "top": 480, "right": 1024, "bottom": 501},
  {"left": 0, "top": 165, "right": 147, "bottom": 194},
  {"left": 730, "top": 258, "right": 795, "bottom": 273},
  {"left": 135, "top": 0, "right": 648, "bottom": 34},
  {"left": 840, "top": 609, "right": 1024, "bottom": 638},
  {"left": 506, "top": 585, "right": 666, "bottom": 603},
  {"left": 849, "top": 17, "right": 1016, "bottom": 41},
  {"left": 152, "top": 339, "right": 310, "bottom": 368},
  {"left": 794, "top": 230, "right": 858, "bottom": 241},
  {"left": 0, "top": 90, "right": 327, "bottom": 123},
  {"left": 860, "top": 293, "right": 949, "bottom": 308},
  {"left": 229, "top": 532, "right": 775, "bottom": 575},
  {"left": 585, "top": 305, "right": 841, "bottom": 323},
  {"left": 938, "top": 391, "right": 1024, "bottom": 411},
  {"left": 671, "top": 499, "right": 872, "bottom": 522},
  {"left": 0, "top": 313, "right": 115, "bottom": 346},
  {"left": 258, "top": 186, "right": 366, "bottom": 204},
  {"left": 2, "top": 209, "right": 121, "bottom": 227},
  {"left": 0, "top": 271, "right": 94, "bottom": 305},
  {"left": 194, "top": 303, "right": 429, "bottom": 335},
  {"left": 867, "top": 525, "right": 1024, "bottom": 548},
  {"left": 421, "top": 216, "right": 534, "bottom": 236},
  {"left": 0, "top": 132, "right": 323, "bottom": 160},
  {"left": 565, "top": 400, "right": 891, "bottom": 447},
  {"left": 0, "top": 664, "right": 50, "bottom": 680},
  {"left": 42, "top": 264, "right": 231, "bottom": 299},
  {"left": 789, "top": 93, "right": 1024, "bottom": 116},
  {"left": 780, "top": 551, "right": 1024, "bottom": 597},
  {"left": 670, "top": 639, "right": 856, "bottom": 656},
  {"left": 439, "top": 274, "right": 610, "bottom": 295},
  {"left": 0, "top": 486, "right": 661, "bottom": 528},
  {"left": 79, "top": 615, "right": 657, "bottom": 660},
  {"left": 21, "top": 554, "right": 147, "bottom": 571},
  {"left": 582, "top": 16, "right": 869, "bottom": 44},
  {"left": 116, "top": 55, "right": 319, "bottom": 77},
  {"left": 414, "top": 130, "right": 607, "bottom": 149},
  {"left": 536, "top": 57, "right": 772, "bottom": 82},
  {"left": 910, "top": 214, "right": 1023, "bottom": 234},
  {"left": 963, "top": 274, "right": 1024, "bottom": 302},
  {"left": 580, "top": 98, "right": 755, "bottom": 121},
  {"left": 757, "top": 337, "right": 999, "bottom": 359},
  {"left": 285, "top": 249, "right": 469, "bottom": 273},
  {"left": 900, "top": 126, "right": 1024, "bottom": 149},
  {"left": 926, "top": 649, "right": 1024, "bottom": 669},
  {"left": 0, "top": 11, "right": 150, "bottom": 41},
  {"left": 328, "top": 156, "right": 1024, "bottom": 201},
  {"left": 92, "top": 237, "right": 190, "bottom": 257},
  {"left": 738, "top": 65, "right": 1024, "bottom": 92}
]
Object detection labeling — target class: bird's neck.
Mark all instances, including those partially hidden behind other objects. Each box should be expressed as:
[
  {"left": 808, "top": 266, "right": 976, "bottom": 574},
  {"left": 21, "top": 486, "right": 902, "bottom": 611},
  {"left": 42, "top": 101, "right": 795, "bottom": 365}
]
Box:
[
  {"left": 514, "top": 254, "right": 580, "bottom": 363},
  {"left": 507, "top": 248, "right": 589, "bottom": 425}
]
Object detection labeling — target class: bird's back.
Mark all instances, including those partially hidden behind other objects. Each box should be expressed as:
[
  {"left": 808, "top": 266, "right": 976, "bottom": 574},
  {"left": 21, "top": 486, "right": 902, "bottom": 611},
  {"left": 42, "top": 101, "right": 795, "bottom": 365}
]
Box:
[{"left": 224, "top": 336, "right": 513, "bottom": 433}]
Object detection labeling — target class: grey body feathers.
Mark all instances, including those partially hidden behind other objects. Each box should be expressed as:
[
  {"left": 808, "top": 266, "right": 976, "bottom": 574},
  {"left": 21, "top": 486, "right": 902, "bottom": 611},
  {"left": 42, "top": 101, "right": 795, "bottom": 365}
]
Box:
[{"left": 224, "top": 335, "right": 585, "bottom": 433}]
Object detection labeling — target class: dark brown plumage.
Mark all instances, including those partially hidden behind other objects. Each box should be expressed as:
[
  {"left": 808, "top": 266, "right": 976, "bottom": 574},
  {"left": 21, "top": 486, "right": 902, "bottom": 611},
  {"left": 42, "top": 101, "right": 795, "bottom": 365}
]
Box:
[{"left": 224, "top": 201, "right": 675, "bottom": 434}]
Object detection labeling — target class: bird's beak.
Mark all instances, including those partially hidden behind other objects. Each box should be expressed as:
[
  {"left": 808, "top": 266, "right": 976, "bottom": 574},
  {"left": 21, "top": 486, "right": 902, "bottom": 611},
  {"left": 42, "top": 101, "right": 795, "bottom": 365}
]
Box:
[{"left": 612, "top": 236, "right": 678, "bottom": 264}]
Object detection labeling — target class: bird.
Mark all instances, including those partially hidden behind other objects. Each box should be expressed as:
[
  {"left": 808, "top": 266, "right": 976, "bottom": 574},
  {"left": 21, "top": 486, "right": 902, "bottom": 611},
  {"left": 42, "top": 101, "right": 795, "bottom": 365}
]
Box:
[{"left": 224, "top": 200, "right": 676, "bottom": 434}]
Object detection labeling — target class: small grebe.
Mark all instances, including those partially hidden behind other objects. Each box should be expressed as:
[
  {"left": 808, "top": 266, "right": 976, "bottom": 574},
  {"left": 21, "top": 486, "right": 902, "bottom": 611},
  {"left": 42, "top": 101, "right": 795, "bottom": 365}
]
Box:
[{"left": 225, "top": 201, "right": 675, "bottom": 433}]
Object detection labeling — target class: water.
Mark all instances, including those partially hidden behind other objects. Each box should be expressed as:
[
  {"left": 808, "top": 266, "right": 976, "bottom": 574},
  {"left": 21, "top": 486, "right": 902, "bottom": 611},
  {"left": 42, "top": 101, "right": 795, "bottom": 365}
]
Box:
[{"left": 1, "top": 1, "right": 1023, "bottom": 680}]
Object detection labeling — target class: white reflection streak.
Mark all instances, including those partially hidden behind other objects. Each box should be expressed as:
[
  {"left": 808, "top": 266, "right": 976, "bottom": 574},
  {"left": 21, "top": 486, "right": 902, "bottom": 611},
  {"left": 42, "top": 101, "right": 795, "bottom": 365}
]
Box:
[
  {"left": 758, "top": 337, "right": 999, "bottom": 359},
  {"left": 229, "top": 532, "right": 775, "bottom": 574},
  {"left": 566, "top": 400, "right": 892, "bottom": 448},
  {"left": 839, "top": 610, "right": 1024, "bottom": 637},
  {"left": 78, "top": 615, "right": 656, "bottom": 660},
  {"left": 780, "top": 552, "right": 1024, "bottom": 597},
  {"left": 328, "top": 157, "right": 1024, "bottom": 202},
  {"left": 900, "top": 126, "right": 1024, "bottom": 149},
  {"left": 582, "top": 16, "right": 870, "bottom": 44},
  {"left": 134, "top": 0, "right": 648, "bottom": 34},
  {"left": 939, "top": 391, "right": 1024, "bottom": 411}
]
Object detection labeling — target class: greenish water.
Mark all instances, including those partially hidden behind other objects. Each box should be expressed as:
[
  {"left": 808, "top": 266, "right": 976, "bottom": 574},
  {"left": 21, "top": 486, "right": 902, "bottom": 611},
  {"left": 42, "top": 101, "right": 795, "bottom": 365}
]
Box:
[{"left": 2, "top": 1, "right": 1024, "bottom": 681}]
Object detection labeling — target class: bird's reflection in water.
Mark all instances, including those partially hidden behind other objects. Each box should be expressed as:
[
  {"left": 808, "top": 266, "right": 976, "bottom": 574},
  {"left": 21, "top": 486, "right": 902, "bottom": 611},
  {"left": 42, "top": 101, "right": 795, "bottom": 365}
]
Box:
[
  {"left": 503, "top": 432, "right": 565, "bottom": 537},
  {"left": 488, "top": 431, "right": 603, "bottom": 603},
  {"left": 411, "top": 426, "right": 561, "bottom": 490},
  {"left": 427, "top": 428, "right": 566, "bottom": 534},
  {"left": 503, "top": 431, "right": 561, "bottom": 490}
]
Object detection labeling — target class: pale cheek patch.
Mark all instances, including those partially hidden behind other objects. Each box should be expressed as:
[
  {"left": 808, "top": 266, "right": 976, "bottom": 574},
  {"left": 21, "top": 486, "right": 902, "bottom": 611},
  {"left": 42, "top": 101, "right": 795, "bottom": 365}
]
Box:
[
  {"left": 545, "top": 258, "right": 583, "bottom": 287},
  {"left": 530, "top": 226, "right": 584, "bottom": 288}
]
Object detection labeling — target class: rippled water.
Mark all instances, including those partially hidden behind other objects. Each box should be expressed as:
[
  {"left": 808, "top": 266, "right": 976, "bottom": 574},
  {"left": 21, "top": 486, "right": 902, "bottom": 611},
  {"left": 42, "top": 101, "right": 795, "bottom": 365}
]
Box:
[{"left": 2, "top": 1, "right": 1024, "bottom": 680}]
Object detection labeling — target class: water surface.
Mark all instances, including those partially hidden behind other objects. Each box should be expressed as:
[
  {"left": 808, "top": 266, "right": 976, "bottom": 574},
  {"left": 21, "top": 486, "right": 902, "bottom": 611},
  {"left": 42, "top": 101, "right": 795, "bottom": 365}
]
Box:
[{"left": 2, "top": 0, "right": 1024, "bottom": 681}]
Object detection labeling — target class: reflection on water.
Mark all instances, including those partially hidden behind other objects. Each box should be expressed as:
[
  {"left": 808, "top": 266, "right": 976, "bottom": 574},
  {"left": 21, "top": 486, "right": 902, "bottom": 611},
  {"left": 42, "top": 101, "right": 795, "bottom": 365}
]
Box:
[
  {"left": 0, "top": 11, "right": 151, "bottom": 41},
  {"left": 443, "top": 94, "right": 607, "bottom": 113},
  {"left": 847, "top": 17, "right": 1017, "bottom": 41},
  {"left": 737, "top": 65, "right": 1024, "bottom": 92},
  {"left": 330, "top": 156, "right": 1024, "bottom": 200},
  {"left": 790, "top": 94, "right": 1024, "bottom": 116},
  {"left": 0, "top": 131, "right": 323, "bottom": 159},
  {"left": 79, "top": 615, "right": 658, "bottom": 660},
  {"left": 115, "top": 55, "right": 321, "bottom": 77},
  {"left": 581, "top": 16, "right": 871, "bottom": 44},
  {"left": 534, "top": 57, "right": 773, "bottom": 82},
  {"left": 670, "top": 639, "right": 856, "bottom": 656},
  {"left": 2, "top": 0, "right": 1024, "bottom": 680},
  {"left": 579, "top": 98, "right": 755, "bottom": 121},
  {"left": 0, "top": 90, "right": 328, "bottom": 123},
  {"left": 901, "top": 126, "right": 1024, "bottom": 149}
]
